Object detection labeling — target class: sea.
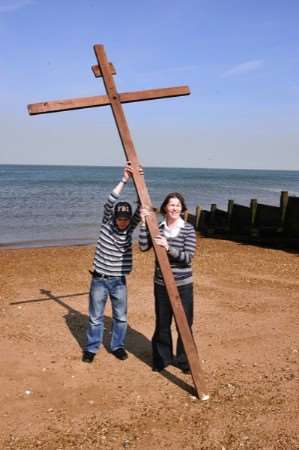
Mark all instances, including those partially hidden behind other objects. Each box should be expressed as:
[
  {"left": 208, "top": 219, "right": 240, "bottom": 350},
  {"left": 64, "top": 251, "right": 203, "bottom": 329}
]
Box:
[{"left": 1, "top": 164, "right": 299, "bottom": 248}]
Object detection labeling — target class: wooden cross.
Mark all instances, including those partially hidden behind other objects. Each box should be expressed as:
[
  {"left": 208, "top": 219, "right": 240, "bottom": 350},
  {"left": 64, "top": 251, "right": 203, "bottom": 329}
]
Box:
[{"left": 28, "top": 44, "right": 208, "bottom": 399}]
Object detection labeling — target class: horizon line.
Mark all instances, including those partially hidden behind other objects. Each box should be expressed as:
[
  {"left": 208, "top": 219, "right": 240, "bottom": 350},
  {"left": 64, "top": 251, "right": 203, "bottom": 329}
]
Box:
[{"left": 0, "top": 163, "right": 299, "bottom": 172}]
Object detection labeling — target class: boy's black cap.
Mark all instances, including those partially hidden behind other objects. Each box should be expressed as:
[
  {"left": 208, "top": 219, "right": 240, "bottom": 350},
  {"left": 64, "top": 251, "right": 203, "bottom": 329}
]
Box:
[{"left": 114, "top": 201, "right": 132, "bottom": 219}]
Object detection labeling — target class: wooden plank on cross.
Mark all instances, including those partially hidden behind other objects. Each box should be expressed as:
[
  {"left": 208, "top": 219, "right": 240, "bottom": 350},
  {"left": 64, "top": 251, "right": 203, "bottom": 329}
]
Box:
[
  {"left": 27, "top": 44, "right": 209, "bottom": 399},
  {"left": 28, "top": 87, "right": 190, "bottom": 115}
]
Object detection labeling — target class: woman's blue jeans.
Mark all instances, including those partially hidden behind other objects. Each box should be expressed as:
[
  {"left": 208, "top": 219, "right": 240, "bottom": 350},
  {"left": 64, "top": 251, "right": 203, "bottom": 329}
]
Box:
[{"left": 85, "top": 275, "right": 127, "bottom": 354}]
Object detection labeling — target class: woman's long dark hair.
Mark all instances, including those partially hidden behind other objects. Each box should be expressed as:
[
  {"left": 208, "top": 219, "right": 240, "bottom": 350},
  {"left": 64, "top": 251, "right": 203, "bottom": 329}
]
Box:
[{"left": 160, "top": 192, "right": 187, "bottom": 215}]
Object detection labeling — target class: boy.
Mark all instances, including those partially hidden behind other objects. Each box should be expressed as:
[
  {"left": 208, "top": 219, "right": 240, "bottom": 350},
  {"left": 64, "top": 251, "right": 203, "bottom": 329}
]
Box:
[{"left": 83, "top": 162, "right": 142, "bottom": 363}]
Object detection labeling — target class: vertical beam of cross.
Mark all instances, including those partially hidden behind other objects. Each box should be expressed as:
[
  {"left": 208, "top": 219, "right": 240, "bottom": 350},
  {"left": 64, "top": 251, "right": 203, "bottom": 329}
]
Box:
[
  {"left": 93, "top": 45, "right": 208, "bottom": 398},
  {"left": 28, "top": 44, "right": 208, "bottom": 399}
]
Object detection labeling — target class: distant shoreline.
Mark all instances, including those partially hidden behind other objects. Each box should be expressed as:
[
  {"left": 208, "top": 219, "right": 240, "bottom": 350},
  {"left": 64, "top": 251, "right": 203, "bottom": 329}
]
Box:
[
  {"left": 1, "top": 163, "right": 299, "bottom": 173},
  {"left": 0, "top": 238, "right": 95, "bottom": 250}
]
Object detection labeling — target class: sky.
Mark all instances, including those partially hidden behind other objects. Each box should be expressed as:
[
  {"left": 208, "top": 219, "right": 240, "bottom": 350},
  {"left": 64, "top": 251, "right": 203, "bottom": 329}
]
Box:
[{"left": 1, "top": 0, "right": 298, "bottom": 169}]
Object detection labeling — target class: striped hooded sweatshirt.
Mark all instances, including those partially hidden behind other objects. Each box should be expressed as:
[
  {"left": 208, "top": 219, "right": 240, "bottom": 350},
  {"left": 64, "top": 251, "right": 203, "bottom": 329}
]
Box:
[
  {"left": 93, "top": 190, "right": 140, "bottom": 276},
  {"left": 139, "top": 219, "right": 196, "bottom": 286}
]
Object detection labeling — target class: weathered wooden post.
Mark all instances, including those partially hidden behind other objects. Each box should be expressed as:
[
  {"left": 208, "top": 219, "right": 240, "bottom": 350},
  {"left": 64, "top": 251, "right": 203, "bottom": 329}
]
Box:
[
  {"left": 227, "top": 199, "right": 234, "bottom": 233},
  {"left": 279, "top": 191, "right": 289, "bottom": 232},
  {"left": 195, "top": 206, "right": 202, "bottom": 231},
  {"left": 208, "top": 203, "right": 217, "bottom": 235},
  {"left": 250, "top": 199, "right": 258, "bottom": 237},
  {"left": 284, "top": 194, "right": 299, "bottom": 238},
  {"left": 27, "top": 44, "right": 208, "bottom": 399}
]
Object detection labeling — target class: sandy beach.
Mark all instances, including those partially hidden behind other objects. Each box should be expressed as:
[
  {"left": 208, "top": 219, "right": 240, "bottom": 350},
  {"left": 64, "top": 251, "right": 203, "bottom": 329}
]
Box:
[{"left": 0, "top": 237, "right": 298, "bottom": 449}]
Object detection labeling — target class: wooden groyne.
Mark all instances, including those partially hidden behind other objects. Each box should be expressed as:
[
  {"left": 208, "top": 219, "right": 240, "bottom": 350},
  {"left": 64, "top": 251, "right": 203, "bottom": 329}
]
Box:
[{"left": 184, "top": 191, "right": 299, "bottom": 248}]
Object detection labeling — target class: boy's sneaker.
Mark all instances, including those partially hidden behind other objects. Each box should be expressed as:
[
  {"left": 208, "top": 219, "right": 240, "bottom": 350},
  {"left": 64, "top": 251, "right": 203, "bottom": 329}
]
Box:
[
  {"left": 82, "top": 351, "right": 95, "bottom": 363},
  {"left": 112, "top": 348, "right": 128, "bottom": 360}
]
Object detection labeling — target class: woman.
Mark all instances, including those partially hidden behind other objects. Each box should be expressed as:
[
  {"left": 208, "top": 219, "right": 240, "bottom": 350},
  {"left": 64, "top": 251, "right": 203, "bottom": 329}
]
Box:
[{"left": 139, "top": 192, "right": 196, "bottom": 373}]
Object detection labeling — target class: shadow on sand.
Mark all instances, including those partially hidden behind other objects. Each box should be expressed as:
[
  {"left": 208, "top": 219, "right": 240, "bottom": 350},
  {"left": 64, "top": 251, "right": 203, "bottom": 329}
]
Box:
[{"left": 10, "top": 288, "right": 195, "bottom": 396}]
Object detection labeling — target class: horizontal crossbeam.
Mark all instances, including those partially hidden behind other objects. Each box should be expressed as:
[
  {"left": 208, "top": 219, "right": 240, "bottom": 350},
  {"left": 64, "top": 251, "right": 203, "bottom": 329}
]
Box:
[{"left": 28, "top": 86, "right": 190, "bottom": 115}]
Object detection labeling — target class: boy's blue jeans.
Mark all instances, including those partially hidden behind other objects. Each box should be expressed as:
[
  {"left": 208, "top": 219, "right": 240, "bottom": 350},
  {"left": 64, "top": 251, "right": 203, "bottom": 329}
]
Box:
[{"left": 85, "top": 274, "right": 127, "bottom": 354}]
